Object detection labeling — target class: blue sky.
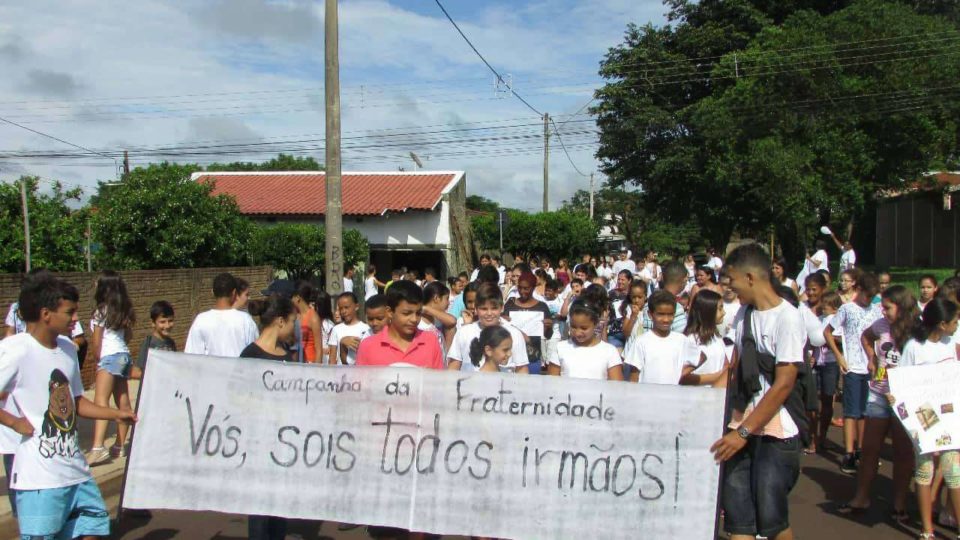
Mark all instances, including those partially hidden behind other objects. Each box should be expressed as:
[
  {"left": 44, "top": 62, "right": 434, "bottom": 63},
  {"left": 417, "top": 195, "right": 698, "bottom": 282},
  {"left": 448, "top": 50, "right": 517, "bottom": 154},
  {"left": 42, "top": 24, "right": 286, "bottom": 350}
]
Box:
[{"left": 0, "top": 0, "right": 668, "bottom": 210}]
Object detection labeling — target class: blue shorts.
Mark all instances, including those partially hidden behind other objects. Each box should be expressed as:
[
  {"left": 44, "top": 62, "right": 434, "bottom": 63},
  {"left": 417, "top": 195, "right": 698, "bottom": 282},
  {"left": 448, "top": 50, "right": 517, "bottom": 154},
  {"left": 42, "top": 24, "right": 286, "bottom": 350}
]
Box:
[
  {"left": 842, "top": 372, "right": 870, "bottom": 419},
  {"left": 865, "top": 397, "right": 894, "bottom": 419},
  {"left": 814, "top": 363, "right": 839, "bottom": 397},
  {"left": 98, "top": 352, "right": 131, "bottom": 378},
  {"left": 14, "top": 478, "right": 110, "bottom": 539},
  {"left": 722, "top": 436, "right": 801, "bottom": 538}
]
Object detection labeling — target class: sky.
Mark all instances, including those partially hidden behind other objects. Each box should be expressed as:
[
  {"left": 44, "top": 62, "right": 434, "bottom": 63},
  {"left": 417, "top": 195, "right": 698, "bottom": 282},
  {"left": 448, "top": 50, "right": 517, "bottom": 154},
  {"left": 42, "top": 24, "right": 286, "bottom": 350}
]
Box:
[{"left": 0, "top": 0, "right": 668, "bottom": 211}]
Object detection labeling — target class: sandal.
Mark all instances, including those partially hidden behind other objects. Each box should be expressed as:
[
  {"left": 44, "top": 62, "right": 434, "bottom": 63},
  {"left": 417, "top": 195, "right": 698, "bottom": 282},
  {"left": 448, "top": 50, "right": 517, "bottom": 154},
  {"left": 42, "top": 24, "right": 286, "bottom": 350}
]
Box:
[
  {"left": 918, "top": 533, "right": 934, "bottom": 540},
  {"left": 889, "top": 509, "right": 909, "bottom": 523},
  {"left": 837, "top": 502, "right": 868, "bottom": 515}
]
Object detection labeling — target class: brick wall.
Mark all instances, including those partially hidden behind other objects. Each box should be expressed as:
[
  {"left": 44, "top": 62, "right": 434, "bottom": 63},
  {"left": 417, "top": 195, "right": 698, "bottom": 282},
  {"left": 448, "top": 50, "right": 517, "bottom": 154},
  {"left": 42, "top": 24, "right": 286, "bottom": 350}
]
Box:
[{"left": 0, "top": 266, "right": 273, "bottom": 387}]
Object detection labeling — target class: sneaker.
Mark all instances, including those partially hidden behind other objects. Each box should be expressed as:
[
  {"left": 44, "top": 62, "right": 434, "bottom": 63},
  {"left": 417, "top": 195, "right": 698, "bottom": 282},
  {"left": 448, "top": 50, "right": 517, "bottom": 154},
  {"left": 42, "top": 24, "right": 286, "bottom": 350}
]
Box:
[
  {"left": 840, "top": 453, "right": 858, "bottom": 474},
  {"left": 87, "top": 447, "right": 110, "bottom": 465},
  {"left": 109, "top": 444, "right": 128, "bottom": 458}
]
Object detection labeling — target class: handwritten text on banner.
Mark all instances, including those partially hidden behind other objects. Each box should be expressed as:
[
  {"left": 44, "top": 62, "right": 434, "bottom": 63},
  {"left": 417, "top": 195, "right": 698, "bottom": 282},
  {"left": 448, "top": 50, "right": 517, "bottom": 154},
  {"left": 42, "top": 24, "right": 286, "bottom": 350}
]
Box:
[{"left": 124, "top": 351, "right": 726, "bottom": 539}]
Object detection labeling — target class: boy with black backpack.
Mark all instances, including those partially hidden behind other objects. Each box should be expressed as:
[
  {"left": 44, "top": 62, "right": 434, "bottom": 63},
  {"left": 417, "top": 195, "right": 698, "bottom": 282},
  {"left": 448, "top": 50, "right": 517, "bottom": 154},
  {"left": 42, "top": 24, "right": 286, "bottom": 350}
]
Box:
[{"left": 711, "top": 243, "right": 807, "bottom": 540}]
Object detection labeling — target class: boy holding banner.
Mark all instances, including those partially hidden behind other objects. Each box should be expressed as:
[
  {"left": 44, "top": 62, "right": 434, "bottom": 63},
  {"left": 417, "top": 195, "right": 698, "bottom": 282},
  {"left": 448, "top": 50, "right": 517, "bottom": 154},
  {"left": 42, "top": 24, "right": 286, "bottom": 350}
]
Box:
[
  {"left": 712, "top": 243, "right": 806, "bottom": 540},
  {"left": 0, "top": 276, "right": 137, "bottom": 539}
]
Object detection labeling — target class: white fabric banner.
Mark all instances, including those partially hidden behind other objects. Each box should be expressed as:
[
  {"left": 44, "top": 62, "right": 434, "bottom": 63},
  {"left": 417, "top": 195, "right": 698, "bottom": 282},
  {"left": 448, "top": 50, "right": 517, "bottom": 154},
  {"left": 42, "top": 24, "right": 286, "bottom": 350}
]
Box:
[
  {"left": 889, "top": 362, "right": 960, "bottom": 454},
  {"left": 124, "top": 351, "right": 726, "bottom": 539}
]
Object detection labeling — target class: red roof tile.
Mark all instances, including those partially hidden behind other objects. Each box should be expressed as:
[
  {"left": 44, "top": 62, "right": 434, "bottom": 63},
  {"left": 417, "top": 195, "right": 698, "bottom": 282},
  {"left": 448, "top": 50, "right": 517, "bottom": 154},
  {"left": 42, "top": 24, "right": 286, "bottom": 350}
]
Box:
[{"left": 195, "top": 171, "right": 462, "bottom": 216}]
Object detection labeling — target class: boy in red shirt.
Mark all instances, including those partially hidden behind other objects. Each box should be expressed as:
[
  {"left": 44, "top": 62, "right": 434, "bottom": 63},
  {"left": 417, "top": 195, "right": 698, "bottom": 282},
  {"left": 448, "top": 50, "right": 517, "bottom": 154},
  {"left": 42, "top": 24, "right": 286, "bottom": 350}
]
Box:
[{"left": 356, "top": 281, "right": 443, "bottom": 370}]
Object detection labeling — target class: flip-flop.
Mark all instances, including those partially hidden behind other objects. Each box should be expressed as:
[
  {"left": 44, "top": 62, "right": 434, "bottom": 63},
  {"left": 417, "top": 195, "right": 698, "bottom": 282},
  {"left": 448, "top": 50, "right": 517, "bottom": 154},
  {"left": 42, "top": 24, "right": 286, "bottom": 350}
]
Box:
[
  {"left": 837, "top": 502, "right": 868, "bottom": 515},
  {"left": 890, "top": 509, "right": 909, "bottom": 523}
]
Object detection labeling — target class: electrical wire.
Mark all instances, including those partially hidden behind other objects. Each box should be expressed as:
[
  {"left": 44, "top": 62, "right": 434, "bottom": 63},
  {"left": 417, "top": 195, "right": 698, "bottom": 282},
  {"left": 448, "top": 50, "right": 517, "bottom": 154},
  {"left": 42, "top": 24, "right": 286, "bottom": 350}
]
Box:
[{"left": 433, "top": 0, "right": 543, "bottom": 117}]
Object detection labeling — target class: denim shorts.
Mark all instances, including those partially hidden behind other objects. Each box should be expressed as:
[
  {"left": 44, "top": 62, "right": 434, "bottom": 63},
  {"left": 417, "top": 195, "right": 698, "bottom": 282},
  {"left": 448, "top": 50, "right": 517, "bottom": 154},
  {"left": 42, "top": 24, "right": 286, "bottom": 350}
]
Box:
[
  {"left": 97, "top": 352, "right": 131, "bottom": 378},
  {"left": 864, "top": 397, "right": 893, "bottom": 419},
  {"left": 842, "top": 372, "right": 870, "bottom": 419},
  {"left": 723, "top": 436, "right": 801, "bottom": 538},
  {"left": 14, "top": 478, "right": 110, "bottom": 539},
  {"left": 814, "top": 363, "right": 839, "bottom": 397}
]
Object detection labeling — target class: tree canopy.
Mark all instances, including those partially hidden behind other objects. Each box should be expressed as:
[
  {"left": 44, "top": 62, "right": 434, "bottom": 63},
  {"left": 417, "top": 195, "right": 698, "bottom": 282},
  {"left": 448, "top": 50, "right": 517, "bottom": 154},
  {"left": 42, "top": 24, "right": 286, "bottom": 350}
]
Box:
[
  {"left": 204, "top": 153, "right": 322, "bottom": 172},
  {"left": 0, "top": 178, "right": 86, "bottom": 273},
  {"left": 595, "top": 0, "right": 960, "bottom": 261},
  {"left": 92, "top": 163, "right": 255, "bottom": 269},
  {"left": 253, "top": 224, "right": 369, "bottom": 282},
  {"left": 472, "top": 210, "right": 598, "bottom": 260}
]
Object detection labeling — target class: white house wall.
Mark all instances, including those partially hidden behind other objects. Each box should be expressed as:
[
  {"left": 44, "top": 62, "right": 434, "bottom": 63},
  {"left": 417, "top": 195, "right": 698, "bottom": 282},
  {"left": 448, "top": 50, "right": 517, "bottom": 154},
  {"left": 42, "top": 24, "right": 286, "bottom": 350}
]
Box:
[{"left": 345, "top": 202, "right": 450, "bottom": 247}]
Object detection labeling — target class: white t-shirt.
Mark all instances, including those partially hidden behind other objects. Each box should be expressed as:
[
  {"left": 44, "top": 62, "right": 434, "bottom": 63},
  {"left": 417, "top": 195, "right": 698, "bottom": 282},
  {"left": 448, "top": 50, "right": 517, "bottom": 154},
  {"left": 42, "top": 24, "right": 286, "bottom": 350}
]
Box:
[
  {"left": 840, "top": 248, "right": 857, "bottom": 271},
  {"left": 800, "top": 303, "right": 826, "bottom": 348},
  {"left": 4, "top": 303, "right": 26, "bottom": 335},
  {"left": 448, "top": 321, "right": 529, "bottom": 372},
  {"left": 90, "top": 309, "right": 129, "bottom": 358},
  {"left": 707, "top": 256, "right": 723, "bottom": 272},
  {"left": 682, "top": 334, "right": 726, "bottom": 382},
  {"left": 830, "top": 302, "right": 881, "bottom": 374},
  {"left": 731, "top": 301, "right": 805, "bottom": 438},
  {"left": 901, "top": 337, "right": 957, "bottom": 366},
  {"left": 343, "top": 277, "right": 354, "bottom": 293},
  {"left": 0, "top": 334, "right": 90, "bottom": 490},
  {"left": 626, "top": 331, "right": 687, "bottom": 385},
  {"left": 721, "top": 300, "right": 740, "bottom": 339},
  {"left": 5, "top": 303, "right": 83, "bottom": 339},
  {"left": 550, "top": 340, "right": 622, "bottom": 380},
  {"left": 612, "top": 259, "right": 637, "bottom": 275},
  {"left": 364, "top": 276, "right": 378, "bottom": 300},
  {"left": 184, "top": 309, "right": 259, "bottom": 358},
  {"left": 327, "top": 321, "right": 370, "bottom": 365}
]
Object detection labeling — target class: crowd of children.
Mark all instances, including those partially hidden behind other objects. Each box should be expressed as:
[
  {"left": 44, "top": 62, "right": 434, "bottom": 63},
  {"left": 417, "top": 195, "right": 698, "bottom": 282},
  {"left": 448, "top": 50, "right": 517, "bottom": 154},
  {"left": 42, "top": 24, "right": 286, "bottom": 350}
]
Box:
[{"left": 2, "top": 240, "right": 959, "bottom": 539}]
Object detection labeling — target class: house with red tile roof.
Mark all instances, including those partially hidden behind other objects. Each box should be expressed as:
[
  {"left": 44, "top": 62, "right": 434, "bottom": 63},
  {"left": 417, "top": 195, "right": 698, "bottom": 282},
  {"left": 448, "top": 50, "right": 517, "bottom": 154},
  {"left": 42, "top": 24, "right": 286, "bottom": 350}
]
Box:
[{"left": 191, "top": 170, "right": 474, "bottom": 281}]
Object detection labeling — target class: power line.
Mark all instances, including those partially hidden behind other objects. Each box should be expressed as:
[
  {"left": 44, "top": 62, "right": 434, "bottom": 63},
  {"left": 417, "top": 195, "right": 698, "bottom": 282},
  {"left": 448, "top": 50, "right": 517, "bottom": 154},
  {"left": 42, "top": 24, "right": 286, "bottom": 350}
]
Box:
[
  {"left": 0, "top": 116, "right": 119, "bottom": 177},
  {"left": 433, "top": 0, "right": 543, "bottom": 117}
]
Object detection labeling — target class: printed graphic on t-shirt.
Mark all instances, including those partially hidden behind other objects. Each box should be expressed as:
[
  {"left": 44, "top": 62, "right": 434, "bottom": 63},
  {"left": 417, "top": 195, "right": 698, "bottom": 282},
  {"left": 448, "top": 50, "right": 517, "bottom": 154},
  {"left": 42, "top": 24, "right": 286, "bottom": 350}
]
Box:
[{"left": 39, "top": 368, "right": 81, "bottom": 460}]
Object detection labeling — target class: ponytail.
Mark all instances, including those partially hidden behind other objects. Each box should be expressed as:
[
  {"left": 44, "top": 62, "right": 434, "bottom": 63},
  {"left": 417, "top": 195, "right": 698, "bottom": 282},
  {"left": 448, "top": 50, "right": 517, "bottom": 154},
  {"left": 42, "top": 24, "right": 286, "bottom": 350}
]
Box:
[
  {"left": 914, "top": 297, "right": 958, "bottom": 343},
  {"left": 468, "top": 326, "right": 512, "bottom": 367}
]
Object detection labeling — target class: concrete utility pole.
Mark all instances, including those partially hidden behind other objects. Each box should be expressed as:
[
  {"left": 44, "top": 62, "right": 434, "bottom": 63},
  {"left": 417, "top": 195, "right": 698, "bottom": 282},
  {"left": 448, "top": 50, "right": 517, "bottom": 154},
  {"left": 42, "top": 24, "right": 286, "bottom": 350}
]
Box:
[
  {"left": 324, "top": 0, "right": 344, "bottom": 297},
  {"left": 542, "top": 112, "right": 550, "bottom": 212},
  {"left": 589, "top": 172, "right": 595, "bottom": 220},
  {"left": 19, "top": 179, "right": 30, "bottom": 272},
  {"left": 123, "top": 150, "right": 130, "bottom": 177}
]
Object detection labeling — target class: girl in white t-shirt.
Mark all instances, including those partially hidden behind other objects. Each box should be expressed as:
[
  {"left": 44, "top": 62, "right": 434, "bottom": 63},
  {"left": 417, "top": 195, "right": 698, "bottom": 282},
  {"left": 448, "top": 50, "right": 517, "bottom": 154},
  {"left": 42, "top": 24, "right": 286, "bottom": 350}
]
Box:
[
  {"left": 468, "top": 325, "right": 513, "bottom": 373},
  {"left": 679, "top": 289, "right": 728, "bottom": 387},
  {"left": 548, "top": 300, "right": 623, "bottom": 381},
  {"left": 839, "top": 285, "right": 917, "bottom": 521},
  {"left": 88, "top": 271, "right": 136, "bottom": 465},
  {"left": 893, "top": 298, "right": 959, "bottom": 539},
  {"left": 772, "top": 257, "right": 799, "bottom": 295}
]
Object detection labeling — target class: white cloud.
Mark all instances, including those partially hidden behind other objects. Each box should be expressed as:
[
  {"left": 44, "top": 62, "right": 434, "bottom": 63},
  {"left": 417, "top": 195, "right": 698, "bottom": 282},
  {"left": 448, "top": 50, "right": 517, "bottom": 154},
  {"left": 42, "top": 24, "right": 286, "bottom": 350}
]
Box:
[{"left": 0, "top": 0, "right": 666, "bottom": 210}]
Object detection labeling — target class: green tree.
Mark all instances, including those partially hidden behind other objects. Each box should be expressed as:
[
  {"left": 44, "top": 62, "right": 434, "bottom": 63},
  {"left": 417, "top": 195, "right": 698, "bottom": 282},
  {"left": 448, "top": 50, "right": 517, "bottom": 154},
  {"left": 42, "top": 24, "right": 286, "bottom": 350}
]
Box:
[
  {"left": 472, "top": 210, "right": 598, "bottom": 260},
  {"left": 465, "top": 195, "right": 500, "bottom": 213},
  {"left": 92, "top": 163, "right": 255, "bottom": 269},
  {"left": 596, "top": 0, "right": 960, "bottom": 262},
  {"left": 252, "top": 224, "right": 369, "bottom": 282},
  {"left": 204, "top": 153, "right": 322, "bottom": 172},
  {"left": 562, "top": 185, "right": 700, "bottom": 256},
  {"left": 0, "top": 177, "right": 86, "bottom": 273}
]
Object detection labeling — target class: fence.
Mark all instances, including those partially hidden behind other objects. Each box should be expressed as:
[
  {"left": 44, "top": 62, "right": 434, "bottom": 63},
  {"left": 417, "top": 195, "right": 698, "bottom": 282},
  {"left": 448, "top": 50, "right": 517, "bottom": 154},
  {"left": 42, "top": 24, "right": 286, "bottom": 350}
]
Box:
[{"left": 0, "top": 266, "right": 273, "bottom": 387}]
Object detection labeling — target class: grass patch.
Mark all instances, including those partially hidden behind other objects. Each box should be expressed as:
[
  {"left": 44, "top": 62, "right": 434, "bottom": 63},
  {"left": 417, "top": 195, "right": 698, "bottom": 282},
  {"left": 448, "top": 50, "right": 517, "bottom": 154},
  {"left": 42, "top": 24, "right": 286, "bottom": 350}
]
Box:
[{"left": 886, "top": 267, "right": 955, "bottom": 296}]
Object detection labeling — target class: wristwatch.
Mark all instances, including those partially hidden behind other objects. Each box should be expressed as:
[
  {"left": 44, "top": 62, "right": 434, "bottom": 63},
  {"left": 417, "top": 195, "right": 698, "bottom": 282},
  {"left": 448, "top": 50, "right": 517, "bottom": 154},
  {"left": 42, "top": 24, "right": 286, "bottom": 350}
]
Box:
[{"left": 736, "top": 426, "right": 752, "bottom": 440}]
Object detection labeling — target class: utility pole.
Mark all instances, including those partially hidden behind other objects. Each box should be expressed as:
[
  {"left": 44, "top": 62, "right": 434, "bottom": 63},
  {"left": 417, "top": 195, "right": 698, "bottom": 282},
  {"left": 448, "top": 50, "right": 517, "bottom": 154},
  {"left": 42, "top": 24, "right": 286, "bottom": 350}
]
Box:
[
  {"left": 85, "top": 221, "right": 92, "bottom": 272},
  {"left": 123, "top": 150, "right": 130, "bottom": 177},
  {"left": 589, "top": 172, "right": 595, "bottom": 220},
  {"left": 19, "top": 179, "right": 30, "bottom": 272},
  {"left": 324, "top": 0, "right": 344, "bottom": 297},
  {"left": 542, "top": 112, "right": 550, "bottom": 212}
]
